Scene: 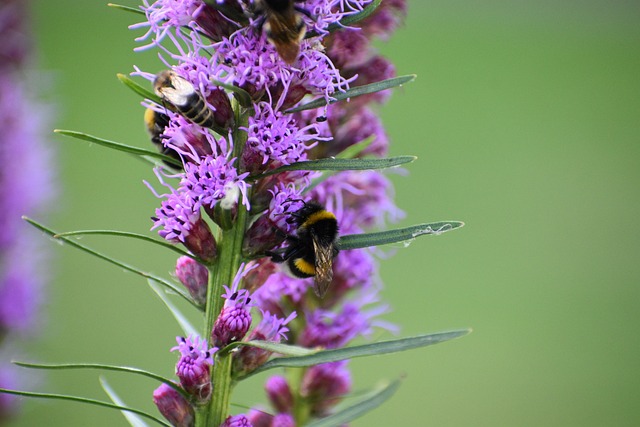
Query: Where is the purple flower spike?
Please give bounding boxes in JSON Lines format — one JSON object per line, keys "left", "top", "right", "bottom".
{"left": 212, "top": 264, "right": 255, "bottom": 347}
{"left": 153, "top": 382, "right": 195, "bottom": 427}
{"left": 172, "top": 335, "right": 217, "bottom": 403}
{"left": 132, "top": 0, "right": 410, "bottom": 421}
{"left": 221, "top": 414, "right": 253, "bottom": 427}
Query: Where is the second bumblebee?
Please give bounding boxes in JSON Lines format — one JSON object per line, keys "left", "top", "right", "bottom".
{"left": 153, "top": 70, "right": 216, "bottom": 129}
{"left": 268, "top": 201, "right": 339, "bottom": 298}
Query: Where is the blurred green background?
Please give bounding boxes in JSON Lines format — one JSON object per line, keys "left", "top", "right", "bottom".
{"left": 7, "top": 0, "right": 640, "bottom": 425}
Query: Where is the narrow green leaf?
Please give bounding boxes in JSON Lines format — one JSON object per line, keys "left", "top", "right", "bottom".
{"left": 300, "top": 137, "right": 378, "bottom": 194}
{"left": 336, "top": 135, "right": 375, "bottom": 159}
{"left": 117, "top": 73, "right": 163, "bottom": 105}
{"left": 238, "top": 329, "right": 471, "bottom": 380}
{"left": 338, "top": 221, "right": 465, "bottom": 251}
{"left": 306, "top": 0, "right": 382, "bottom": 38}
{"left": 248, "top": 156, "right": 416, "bottom": 182}
{"left": 55, "top": 230, "right": 194, "bottom": 260}
{"left": 211, "top": 79, "right": 252, "bottom": 109}
{"left": 0, "top": 388, "right": 171, "bottom": 427}
{"left": 148, "top": 279, "right": 200, "bottom": 335}
{"left": 307, "top": 379, "right": 401, "bottom": 427}
{"left": 223, "top": 341, "right": 317, "bottom": 357}
{"left": 286, "top": 75, "right": 416, "bottom": 113}
{"left": 54, "top": 129, "right": 182, "bottom": 168}
{"left": 23, "top": 217, "right": 198, "bottom": 309}
{"left": 13, "top": 361, "right": 187, "bottom": 399}
{"left": 107, "top": 3, "right": 145, "bottom": 16}
{"left": 100, "top": 377, "right": 150, "bottom": 427}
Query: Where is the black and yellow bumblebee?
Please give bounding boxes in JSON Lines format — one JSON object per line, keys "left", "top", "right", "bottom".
{"left": 153, "top": 70, "right": 216, "bottom": 128}
{"left": 251, "top": 0, "right": 309, "bottom": 64}
{"left": 268, "top": 201, "right": 339, "bottom": 298}
{"left": 143, "top": 107, "right": 182, "bottom": 169}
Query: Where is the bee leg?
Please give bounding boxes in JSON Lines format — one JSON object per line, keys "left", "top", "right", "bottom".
{"left": 253, "top": 14, "right": 267, "bottom": 35}
{"left": 271, "top": 226, "right": 290, "bottom": 240}
{"left": 266, "top": 236, "right": 304, "bottom": 263}
{"left": 265, "top": 249, "right": 287, "bottom": 263}
{"left": 266, "top": 244, "right": 301, "bottom": 263}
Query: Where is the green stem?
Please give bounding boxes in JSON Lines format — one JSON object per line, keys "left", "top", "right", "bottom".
{"left": 209, "top": 352, "right": 234, "bottom": 426}
{"left": 289, "top": 366, "right": 311, "bottom": 425}
{"left": 198, "top": 98, "right": 251, "bottom": 427}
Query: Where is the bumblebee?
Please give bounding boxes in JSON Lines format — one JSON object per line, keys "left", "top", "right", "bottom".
{"left": 251, "top": 0, "right": 308, "bottom": 64}
{"left": 144, "top": 107, "right": 182, "bottom": 169}
{"left": 268, "top": 202, "right": 339, "bottom": 298}
{"left": 153, "top": 70, "right": 216, "bottom": 128}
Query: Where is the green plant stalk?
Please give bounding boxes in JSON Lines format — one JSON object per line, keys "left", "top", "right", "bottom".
{"left": 289, "top": 366, "right": 311, "bottom": 426}
{"left": 198, "top": 98, "right": 250, "bottom": 427}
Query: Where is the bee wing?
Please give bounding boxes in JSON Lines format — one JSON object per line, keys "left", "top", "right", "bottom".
{"left": 311, "top": 233, "right": 334, "bottom": 298}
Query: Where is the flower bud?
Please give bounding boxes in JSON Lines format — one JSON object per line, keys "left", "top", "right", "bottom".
{"left": 242, "top": 258, "right": 277, "bottom": 293}
{"left": 207, "top": 88, "right": 234, "bottom": 131}
{"left": 175, "top": 256, "right": 208, "bottom": 306}
{"left": 172, "top": 336, "right": 217, "bottom": 404}
{"left": 153, "top": 383, "right": 195, "bottom": 427}
{"left": 194, "top": 4, "right": 242, "bottom": 42}
{"left": 265, "top": 376, "right": 293, "bottom": 413}
{"left": 326, "top": 29, "right": 370, "bottom": 69}
{"left": 183, "top": 217, "right": 217, "bottom": 263}
{"left": 272, "top": 82, "right": 310, "bottom": 111}
{"left": 248, "top": 409, "right": 272, "bottom": 427}
{"left": 243, "top": 215, "right": 284, "bottom": 259}
{"left": 271, "top": 414, "right": 295, "bottom": 427}
{"left": 301, "top": 361, "right": 352, "bottom": 417}
{"left": 212, "top": 290, "right": 252, "bottom": 348}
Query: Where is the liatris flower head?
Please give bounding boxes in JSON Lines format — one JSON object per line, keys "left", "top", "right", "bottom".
{"left": 221, "top": 414, "right": 253, "bottom": 427}
{"left": 172, "top": 335, "right": 218, "bottom": 402}
{"left": 212, "top": 264, "right": 255, "bottom": 347}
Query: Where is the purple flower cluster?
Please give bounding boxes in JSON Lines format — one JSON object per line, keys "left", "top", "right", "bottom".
{"left": 0, "top": 0, "right": 55, "bottom": 420}
{"left": 133, "top": 0, "right": 406, "bottom": 425}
